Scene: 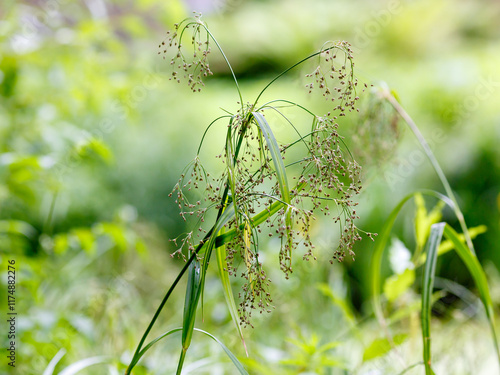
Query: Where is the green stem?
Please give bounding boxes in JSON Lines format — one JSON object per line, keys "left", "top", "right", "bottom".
{"left": 383, "top": 91, "right": 475, "bottom": 255}
{"left": 253, "top": 45, "right": 346, "bottom": 107}
{"left": 125, "top": 231, "right": 211, "bottom": 375}
{"left": 176, "top": 348, "right": 188, "bottom": 375}
{"left": 201, "top": 24, "right": 244, "bottom": 111}
{"left": 127, "top": 111, "right": 253, "bottom": 374}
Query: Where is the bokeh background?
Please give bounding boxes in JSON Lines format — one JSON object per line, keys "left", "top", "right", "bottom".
{"left": 1, "top": 0, "right": 499, "bottom": 374}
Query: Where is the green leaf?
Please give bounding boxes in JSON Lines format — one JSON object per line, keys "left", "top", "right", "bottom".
{"left": 130, "top": 328, "right": 182, "bottom": 370}
{"left": 443, "top": 224, "right": 500, "bottom": 365}
{"left": 72, "top": 228, "right": 95, "bottom": 255}
{"left": 58, "top": 356, "right": 110, "bottom": 375}
{"left": 371, "top": 190, "right": 453, "bottom": 328}
{"left": 416, "top": 225, "right": 487, "bottom": 266}
{"left": 252, "top": 111, "right": 293, "bottom": 256}
{"left": 363, "top": 334, "right": 408, "bottom": 361}
{"left": 132, "top": 328, "right": 249, "bottom": 375}
{"left": 383, "top": 268, "right": 415, "bottom": 303}
{"left": 216, "top": 228, "right": 247, "bottom": 355}
{"left": 414, "top": 192, "right": 444, "bottom": 251}
{"left": 181, "top": 258, "right": 202, "bottom": 350}
{"left": 178, "top": 203, "right": 237, "bottom": 374}
{"left": 43, "top": 349, "right": 66, "bottom": 375}
{"left": 421, "top": 223, "right": 445, "bottom": 375}
{"left": 251, "top": 112, "right": 290, "bottom": 205}
{"left": 194, "top": 328, "right": 249, "bottom": 375}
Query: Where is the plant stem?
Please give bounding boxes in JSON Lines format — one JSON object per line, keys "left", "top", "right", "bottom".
{"left": 383, "top": 91, "right": 475, "bottom": 255}
{"left": 125, "top": 230, "right": 211, "bottom": 375}
{"left": 127, "top": 112, "right": 253, "bottom": 374}
{"left": 202, "top": 25, "right": 244, "bottom": 111}
{"left": 176, "top": 349, "right": 187, "bottom": 375}
{"left": 253, "top": 45, "right": 346, "bottom": 106}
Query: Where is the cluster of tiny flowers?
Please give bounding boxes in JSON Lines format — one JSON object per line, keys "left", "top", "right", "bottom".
{"left": 305, "top": 41, "right": 360, "bottom": 116}
{"left": 158, "top": 13, "right": 213, "bottom": 92}
{"left": 165, "top": 26, "right": 375, "bottom": 326}
{"left": 350, "top": 88, "right": 401, "bottom": 170}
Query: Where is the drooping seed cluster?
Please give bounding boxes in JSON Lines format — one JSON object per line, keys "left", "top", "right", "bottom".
{"left": 159, "top": 13, "right": 213, "bottom": 93}
{"left": 164, "top": 21, "right": 374, "bottom": 326}
{"left": 349, "top": 88, "right": 401, "bottom": 171}
{"left": 305, "top": 41, "right": 360, "bottom": 116}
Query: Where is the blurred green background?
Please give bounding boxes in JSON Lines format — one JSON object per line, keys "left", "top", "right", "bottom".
{"left": 1, "top": 0, "right": 499, "bottom": 374}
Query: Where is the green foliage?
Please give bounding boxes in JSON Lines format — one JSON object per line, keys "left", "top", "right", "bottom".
{"left": 2, "top": 1, "right": 499, "bottom": 374}
{"left": 128, "top": 13, "right": 375, "bottom": 374}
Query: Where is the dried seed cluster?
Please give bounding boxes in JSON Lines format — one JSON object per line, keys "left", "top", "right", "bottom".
{"left": 159, "top": 13, "right": 213, "bottom": 92}
{"left": 305, "top": 41, "right": 360, "bottom": 116}
{"left": 164, "top": 22, "right": 374, "bottom": 326}
{"left": 349, "top": 89, "right": 401, "bottom": 170}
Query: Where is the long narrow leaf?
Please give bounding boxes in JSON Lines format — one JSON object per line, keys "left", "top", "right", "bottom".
{"left": 215, "top": 228, "right": 247, "bottom": 355}
{"left": 132, "top": 327, "right": 248, "bottom": 374}
{"left": 371, "top": 190, "right": 454, "bottom": 327}
{"left": 194, "top": 328, "right": 249, "bottom": 375}
{"left": 178, "top": 203, "right": 237, "bottom": 374}
{"left": 251, "top": 112, "right": 290, "bottom": 205}
{"left": 43, "top": 349, "right": 66, "bottom": 375}
{"left": 371, "top": 192, "right": 416, "bottom": 326}
{"left": 421, "top": 223, "right": 445, "bottom": 375}
{"left": 131, "top": 328, "right": 182, "bottom": 369}
{"left": 182, "top": 258, "right": 202, "bottom": 350}
{"left": 58, "top": 356, "right": 110, "bottom": 375}
{"left": 443, "top": 224, "right": 500, "bottom": 366}
{"left": 252, "top": 111, "right": 293, "bottom": 254}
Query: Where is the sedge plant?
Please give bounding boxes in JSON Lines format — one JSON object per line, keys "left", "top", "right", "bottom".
{"left": 368, "top": 85, "right": 500, "bottom": 374}
{"left": 125, "top": 13, "right": 376, "bottom": 374}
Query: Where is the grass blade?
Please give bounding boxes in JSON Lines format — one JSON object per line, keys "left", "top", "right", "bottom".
{"left": 132, "top": 327, "right": 248, "bottom": 374}
{"left": 251, "top": 112, "right": 290, "bottom": 205}
{"left": 252, "top": 111, "right": 293, "bottom": 259}
{"left": 421, "top": 223, "right": 445, "bottom": 375}
{"left": 58, "top": 356, "right": 110, "bottom": 375}
{"left": 443, "top": 224, "right": 500, "bottom": 367}
{"left": 371, "top": 190, "right": 454, "bottom": 328}
{"left": 43, "top": 348, "right": 66, "bottom": 375}
{"left": 177, "top": 258, "right": 202, "bottom": 373}
{"left": 130, "top": 328, "right": 182, "bottom": 370}
{"left": 193, "top": 328, "right": 249, "bottom": 375}
{"left": 383, "top": 90, "right": 475, "bottom": 255}
{"left": 215, "top": 228, "right": 248, "bottom": 355}
{"left": 371, "top": 192, "right": 416, "bottom": 328}
{"left": 177, "top": 203, "right": 237, "bottom": 374}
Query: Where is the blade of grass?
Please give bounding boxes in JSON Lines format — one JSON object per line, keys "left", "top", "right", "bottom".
{"left": 131, "top": 327, "right": 248, "bottom": 375}
{"left": 252, "top": 112, "right": 290, "bottom": 205}
{"left": 421, "top": 223, "right": 445, "bottom": 375}
{"left": 177, "top": 258, "right": 202, "bottom": 374}
{"left": 382, "top": 90, "right": 475, "bottom": 255}
{"left": 443, "top": 224, "right": 500, "bottom": 366}
{"left": 177, "top": 203, "right": 237, "bottom": 374}
{"left": 371, "top": 190, "right": 454, "bottom": 328}
{"left": 58, "top": 356, "right": 110, "bottom": 375}
{"left": 130, "top": 328, "right": 182, "bottom": 370}
{"left": 252, "top": 111, "right": 293, "bottom": 257}
{"left": 43, "top": 348, "right": 66, "bottom": 375}
{"left": 194, "top": 328, "right": 249, "bottom": 375}
{"left": 215, "top": 228, "right": 248, "bottom": 356}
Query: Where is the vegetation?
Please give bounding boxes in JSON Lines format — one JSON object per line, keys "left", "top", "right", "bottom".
{"left": 2, "top": 1, "right": 500, "bottom": 374}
